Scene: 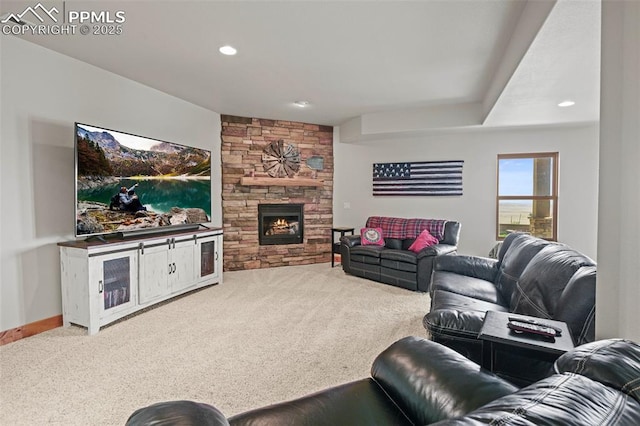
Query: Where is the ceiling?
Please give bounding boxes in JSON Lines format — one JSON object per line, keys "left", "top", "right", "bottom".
{"left": 1, "top": 0, "right": 601, "bottom": 135}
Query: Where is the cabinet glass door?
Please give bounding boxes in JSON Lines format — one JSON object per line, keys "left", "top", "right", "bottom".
{"left": 103, "top": 257, "right": 131, "bottom": 310}
{"left": 200, "top": 240, "right": 216, "bottom": 277}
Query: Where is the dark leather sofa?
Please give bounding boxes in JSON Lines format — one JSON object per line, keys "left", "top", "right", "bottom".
{"left": 424, "top": 232, "right": 596, "bottom": 384}
{"left": 340, "top": 216, "right": 461, "bottom": 292}
{"left": 126, "top": 337, "right": 640, "bottom": 426}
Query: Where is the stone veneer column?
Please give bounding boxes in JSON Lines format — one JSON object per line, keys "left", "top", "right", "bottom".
{"left": 221, "top": 115, "right": 333, "bottom": 271}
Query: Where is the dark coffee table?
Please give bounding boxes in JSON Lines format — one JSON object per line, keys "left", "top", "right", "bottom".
{"left": 478, "top": 310, "right": 575, "bottom": 373}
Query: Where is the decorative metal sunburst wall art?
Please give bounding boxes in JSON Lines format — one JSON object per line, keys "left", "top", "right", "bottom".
{"left": 262, "top": 140, "right": 301, "bottom": 178}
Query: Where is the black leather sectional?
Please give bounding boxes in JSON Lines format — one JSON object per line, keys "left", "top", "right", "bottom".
{"left": 424, "top": 232, "right": 596, "bottom": 384}
{"left": 340, "top": 217, "right": 461, "bottom": 292}
{"left": 126, "top": 337, "right": 640, "bottom": 425}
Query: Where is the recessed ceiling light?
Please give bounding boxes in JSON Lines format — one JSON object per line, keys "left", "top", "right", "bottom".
{"left": 294, "top": 100, "right": 310, "bottom": 108}
{"left": 558, "top": 100, "right": 575, "bottom": 107}
{"left": 219, "top": 45, "right": 237, "bottom": 56}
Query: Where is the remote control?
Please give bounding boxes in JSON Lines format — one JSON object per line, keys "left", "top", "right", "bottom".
{"left": 507, "top": 321, "right": 557, "bottom": 339}
{"left": 508, "top": 317, "right": 562, "bottom": 336}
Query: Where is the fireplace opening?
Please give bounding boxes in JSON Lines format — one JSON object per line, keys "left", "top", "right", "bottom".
{"left": 258, "top": 204, "right": 304, "bottom": 245}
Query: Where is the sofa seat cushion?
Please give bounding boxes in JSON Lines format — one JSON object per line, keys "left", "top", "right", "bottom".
{"left": 229, "top": 378, "right": 413, "bottom": 426}
{"left": 350, "top": 245, "right": 385, "bottom": 264}
{"left": 431, "top": 271, "right": 506, "bottom": 306}
{"left": 439, "top": 374, "right": 640, "bottom": 425}
{"left": 431, "top": 290, "right": 508, "bottom": 314}
{"left": 380, "top": 249, "right": 418, "bottom": 264}
{"left": 425, "top": 291, "right": 508, "bottom": 339}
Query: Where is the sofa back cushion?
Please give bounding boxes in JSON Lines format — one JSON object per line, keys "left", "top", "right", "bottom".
{"left": 373, "top": 237, "right": 414, "bottom": 250}
{"left": 510, "top": 245, "right": 595, "bottom": 320}
{"left": 441, "top": 221, "right": 461, "bottom": 246}
{"left": 493, "top": 234, "right": 549, "bottom": 303}
{"left": 445, "top": 373, "right": 640, "bottom": 425}
{"left": 384, "top": 238, "right": 404, "bottom": 250}
{"left": 386, "top": 238, "right": 419, "bottom": 250}
{"left": 555, "top": 265, "right": 596, "bottom": 344}
{"left": 496, "top": 232, "right": 522, "bottom": 260}
{"left": 555, "top": 338, "right": 640, "bottom": 404}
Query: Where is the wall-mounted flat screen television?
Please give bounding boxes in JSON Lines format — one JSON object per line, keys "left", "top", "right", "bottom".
{"left": 75, "top": 122, "right": 212, "bottom": 238}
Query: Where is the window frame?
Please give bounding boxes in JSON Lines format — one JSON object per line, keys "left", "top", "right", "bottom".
{"left": 496, "top": 152, "right": 559, "bottom": 241}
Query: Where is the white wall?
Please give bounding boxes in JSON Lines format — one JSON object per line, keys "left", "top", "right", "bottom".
{"left": 0, "top": 36, "right": 222, "bottom": 332}
{"left": 596, "top": 0, "right": 640, "bottom": 342}
{"left": 333, "top": 124, "right": 599, "bottom": 258}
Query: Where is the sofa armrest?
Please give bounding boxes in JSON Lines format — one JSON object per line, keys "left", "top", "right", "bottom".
{"left": 417, "top": 243, "right": 457, "bottom": 259}
{"left": 371, "top": 336, "right": 517, "bottom": 425}
{"left": 126, "top": 400, "right": 230, "bottom": 426}
{"left": 415, "top": 244, "right": 458, "bottom": 292}
{"left": 340, "top": 234, "right": 361, "bottom": 248}
{"left": 435, "top": 255, "right": 499, "bottom": 282}
{"left": 423, "top": 309, "right": 488, "bottom": 340}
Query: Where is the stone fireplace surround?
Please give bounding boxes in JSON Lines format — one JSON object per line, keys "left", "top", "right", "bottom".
{"left": 221, "top": 115, "right": 333, "bottom": 271}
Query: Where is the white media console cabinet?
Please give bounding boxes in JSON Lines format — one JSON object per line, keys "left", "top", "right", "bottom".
{"left": 58, "top": 228, "right": 223, "bottom": 335}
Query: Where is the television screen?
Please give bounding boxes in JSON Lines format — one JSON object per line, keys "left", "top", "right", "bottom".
{"left": 75, "top": 123, "right": 211, "bottom": 238}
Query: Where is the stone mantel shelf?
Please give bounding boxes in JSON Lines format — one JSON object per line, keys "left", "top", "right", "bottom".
{"left": 240, "top": 176, "right": 324, "bottom": 187}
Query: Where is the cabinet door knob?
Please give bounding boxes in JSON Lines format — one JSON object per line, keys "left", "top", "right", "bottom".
{"left": 98, "top": 280, "right": 103, "bottom": 293}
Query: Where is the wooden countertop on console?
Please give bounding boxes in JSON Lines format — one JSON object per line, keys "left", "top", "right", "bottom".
{"left": 59, "top": 226, "right": 223, "bottom": 249}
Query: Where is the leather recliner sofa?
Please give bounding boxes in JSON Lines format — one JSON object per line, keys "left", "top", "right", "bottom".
{"left": 340, "top": 216, "right": 461, "bottom": 292}
{"left": 424, "top": 232, "right": 596, "bottom": 385}
{"left": 126, "top": 337, "right": 640, "bottom": 425}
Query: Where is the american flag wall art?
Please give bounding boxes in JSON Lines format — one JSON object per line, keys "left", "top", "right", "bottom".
{"left": 372, "top": 160, "right": 464, "bottom": 196}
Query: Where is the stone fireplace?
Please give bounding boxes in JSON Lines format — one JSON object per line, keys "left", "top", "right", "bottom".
{"left": 258, "top": 203, "right": 304, "bottom": 245}
{"left": 221, "top": 115, "right": 333, "bottom": 271}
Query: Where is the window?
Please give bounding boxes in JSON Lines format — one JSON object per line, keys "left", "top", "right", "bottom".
{"left": 497, "top": 153, "right": 558, "bottom": 241}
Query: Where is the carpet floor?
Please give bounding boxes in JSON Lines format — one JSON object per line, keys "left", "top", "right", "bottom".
{"left": 0, "top": 263, "right": 430, "bottom": 425}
